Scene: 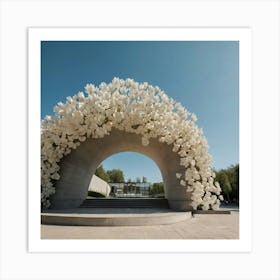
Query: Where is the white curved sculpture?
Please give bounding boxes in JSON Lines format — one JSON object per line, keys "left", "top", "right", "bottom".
{"left": 41, "top": 78, "right": 223, "bottom": 210}
{"left": 88, "top": 175, "right": 111, "bottom": 197}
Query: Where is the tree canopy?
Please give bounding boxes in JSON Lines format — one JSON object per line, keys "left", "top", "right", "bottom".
{"left": 94, "top": 165, "right": 110, "bottom": 182}
{"left": 150, "top": 182, "right": 165, "bottom": 196}
{"left": 95, "top": 166, "right": 125, "bottom": 183}
{"left": 215, "top": 164, "right": 239, "bottom": 203}
{"left": 106, "top": 169, "right": 125, "bottom": 183}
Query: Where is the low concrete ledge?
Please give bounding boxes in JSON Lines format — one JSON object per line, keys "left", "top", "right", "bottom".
{"left": 41, "top": 210, "right": 192, "bottom": 226}
{"left": 192, "top": 210, "right": 231, "bottom": 215}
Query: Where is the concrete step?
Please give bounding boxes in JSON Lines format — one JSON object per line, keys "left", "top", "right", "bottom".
{"left": 79, "top": 198, "right": 169, "bottom": 208}
{"left": 41, "top": 208, "right": 192, "bottom": 226}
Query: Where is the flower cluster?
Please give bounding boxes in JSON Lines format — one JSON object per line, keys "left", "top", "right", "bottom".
{"left": 41, "top": 78, "right": 223, "bottom": 209}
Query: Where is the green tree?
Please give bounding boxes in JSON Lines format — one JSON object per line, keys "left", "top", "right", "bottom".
{"left": 226, "top": 164, "right": 239, "bottom": 203}
{"left": 107, "top": 169, "right": 125, "bottom": 183}
{"left": 216, "top": 171, "right": 232, "bottom": 202}
{"left": 94, "top": 165, "right": 110, "bottom": 182}
{"left": 150, "top": 182, "right": 165, "bottom": 196}
{"left": 142, "top": 176, "right": 147, "bottom": 183}
{"left": 215, "top": 164, "right": 239, "bottom": 203}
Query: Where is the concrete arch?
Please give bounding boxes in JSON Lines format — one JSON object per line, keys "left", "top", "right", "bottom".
{"left": 50, "top": 129, "right": 191, "bottom": 210}
{"left": 42, "top": 78, "right": 222, "bottom": 211}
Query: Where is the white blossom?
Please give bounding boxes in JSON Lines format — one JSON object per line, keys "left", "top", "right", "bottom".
{"left": 180, "top": 180, "right": 186, "bottom": 187}
{"left": 176, "top": 173, "right": 182, "bottom": 179}
{"left": 141, "top": 137, "right": 150, "bottom": 146}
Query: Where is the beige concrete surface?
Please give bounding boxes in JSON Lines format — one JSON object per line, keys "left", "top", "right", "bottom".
{"left": 41, "top": 208, "right": 192, "bottom": 226}
{"left": 41, "top": 211, "right": 239, "bottom": 239}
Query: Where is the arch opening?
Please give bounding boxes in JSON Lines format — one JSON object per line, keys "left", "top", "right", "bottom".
{"left": 89, "top": 151, "right": 165, "bottom": 198}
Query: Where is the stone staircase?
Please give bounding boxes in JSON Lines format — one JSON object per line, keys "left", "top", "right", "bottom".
{"left": 79, "top": 198, "right": 169, "bottom": 209}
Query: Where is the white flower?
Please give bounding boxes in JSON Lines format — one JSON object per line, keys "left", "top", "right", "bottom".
{"left": 176, "top": 173, "right": 182, "bottom": 179}
{"left": 212, "top": 203, "right": 219, "bottom": 210}
{"left": 141, "top": 137, "right": 149, "bottom": 146}
{"left": 202, "top": 204, "right": 209, "bottom": 211}
{"left": 190, "top": 114, "right": 197, "bottom": 122}
{"left": 50, "top": 173, "right": 60, "bottom": 180}
{"left": 180, "top": 180, "right": 186, "bottom": 186}
{"left": 77, "top": 91, "right": 85, "bottom": 101}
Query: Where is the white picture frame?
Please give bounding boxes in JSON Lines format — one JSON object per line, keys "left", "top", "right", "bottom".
{"left": 28, "top": 27, "right": 252, "bottom": 253}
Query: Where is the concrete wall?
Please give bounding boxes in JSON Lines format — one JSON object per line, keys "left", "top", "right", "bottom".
{"left": 50, "top": 129, "right": 192, "bottom": 210}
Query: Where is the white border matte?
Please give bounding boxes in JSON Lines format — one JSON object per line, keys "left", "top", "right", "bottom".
{"left": 28, "top": 27, "right": 252, "bottom": 253}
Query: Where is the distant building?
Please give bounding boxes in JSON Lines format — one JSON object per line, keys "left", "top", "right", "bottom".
{"left": 109, "top": 182, "right": 151, "bottom": 197}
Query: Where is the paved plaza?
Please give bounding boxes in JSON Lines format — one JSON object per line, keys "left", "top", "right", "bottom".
{"left": 41, "top": 208, "right": 239, "bottom": 239}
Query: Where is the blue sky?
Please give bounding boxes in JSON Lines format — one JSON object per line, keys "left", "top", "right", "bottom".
{"left": 41, "top": 41, "right": 239, "bottom": 183}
